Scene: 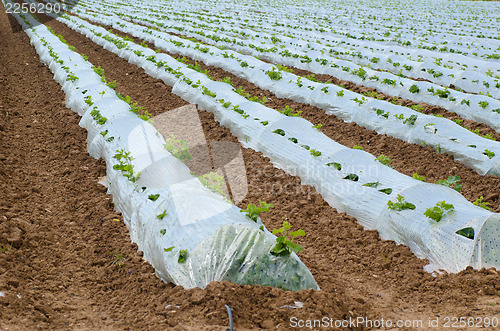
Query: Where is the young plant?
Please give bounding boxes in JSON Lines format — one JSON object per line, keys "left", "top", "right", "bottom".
{"left": 178, "top": 249, "right": 188, "bottom": 263}
{"left": 424, "top": 201, "right": 454, "bottom": 222}
{"left": 164, "top": 135, "right": 192, "bottom": 162}
{"left": 412, "top": 173, "right": 426, "bottom": 181}
{"left": 473, "top": 196, "right": 491, "bottom": 210}
{"left": 387, "top": 194, "right": 415, "bottom": 211}
{"left": 375, "top": 154, "right": 391, "bottom": 166}
{"left": 197, "top": 172, "right": 225, "bottom": 196}
{"left": 241, "top": 200, "right": 274, "bottom": 222}
{"left": 270, "top": 221, "right": 305, "bottom": 257}
{"left": 111, "top": 253, "right": 126, "bottom": 267}
{"left": 483, "top": 149, "right": 495, "bottom": 159}
{"left": 436, "top": 175, "right": 462, "bottom": 192}
{"left": 352, "top": 145, "right": 363, "bottom": 150}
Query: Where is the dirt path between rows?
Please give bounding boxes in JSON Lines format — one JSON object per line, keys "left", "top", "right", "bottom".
{"left": 0, "top": 6, "right": 499, "bottom": 331}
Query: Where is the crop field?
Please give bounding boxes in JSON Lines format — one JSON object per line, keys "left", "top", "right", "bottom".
{"left": 1, "top": 0, "right": 500, "bottom": 329}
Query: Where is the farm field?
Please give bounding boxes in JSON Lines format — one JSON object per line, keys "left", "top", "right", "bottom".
{"left": 0, "top": 0, "right": 499, "bottom": 329}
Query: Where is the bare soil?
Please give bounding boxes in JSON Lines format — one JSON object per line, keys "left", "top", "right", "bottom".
{"left": 1, "top": 7, "right": 499, "bottom": 331}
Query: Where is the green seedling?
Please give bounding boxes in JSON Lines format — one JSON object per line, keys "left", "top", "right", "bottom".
{"left": 241, "top": 200, "right": 274, "bottom": 222}
{"left": 178, "top": 249, "right": 188, "bottom": 263}
{"left": 412, "top": 173, "right": 426, "bottom": 181}
{"left": 424, "top": 201, "right": 454, "bottom": 222}
{"left": 455, "top": 227, "right": 474, "bottom": 239}
{"left": 270, "top": 221, "right": 305, "bottom": 257}
{"left": 473, "top": 196, "right": 490, "bottom": 210}
{"left": 436, "top": 175, "right": 462, "bottom": 192}
{"left": 375, "top": 154, "right": 391, "bottom": 166}
{"left": 387, "top": 194, "right": 415, "bottom": 211}
{"left": 164, "top": 135, "right": 192, "bottom": 162}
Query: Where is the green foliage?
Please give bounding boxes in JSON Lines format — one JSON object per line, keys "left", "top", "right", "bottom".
{"left": 343, "top": 174, "right": 359, "bottom": 181}
{"left": 326, "top": 162, "right": 341, "bottom": 170}
{"left": 375, "top": 154, "right": 391, "bottom": 166}
{"left": 409, "top": 84, "right": 420, "bottom": 93}
{"left": 424, "top": 201, "right": 454, "bottom": 222}
{"left": 148, "top": 194, "right": 160, "bottom": 201}
{"left": 270, "top": 221, "right": 305, "bottom": 257}
{"left": 378, "top": 188, "right": 393, "bottom": 195}
{"left": 310, "top": 149, "right": 322, "bottom": 157}
{"left": 352, "top": 145, "right": 363, "bottom": 150}
{"left": 362, "top": 181, "right": 380, "bottom": 188}
{"left": 265, "top": 68, "right": 283, "bottom": 81}
{"left": 279, "top": 105, "right": 302, "bottom": 117}
{"left": 111, "top": 253, "right": 126, "bottom": 267}
{"left": 387, "top": 194, "right": 415, "bottom": 211}
{"left": 197, "top": 172, "right": 225, "bottom": 196}
{"left": 157, "top": 210, "right": 167, "bottom": 219}
{"left": 273, "top": 129, "right": 286, "bottom": 136}
{"left": 473, "top": 196, "right": 491, "bottom": 210}
{"left": 160, "top": 229, "right": 166, "bottom": 235}
{"left": 455, "top": 227, "right": 474, "bottom": 240}
{"left": 412, "top": 173, "right": 426, "bottom": 181}
{"left": 178, "top": 249, "right": 188, "bottom": 263}
{"left": 436, "top": 175, "right": 462, "bottom": 192}
{"left": 241, "top": 200, "right": 274, "bottom": 222}
{"left": 313, "top": 123, "right": 323, "bottom": 131}
{"left": 113, "top": 149, "right": 140, "bottom": 183}
{"left": 483, "top": 149, "right": 495, "bottom": 159}
{"left": 163, "top": 246, "right": 174, "bottom": 252}
{"left": 164, "top": 135, "right": 192, "bottom": 162}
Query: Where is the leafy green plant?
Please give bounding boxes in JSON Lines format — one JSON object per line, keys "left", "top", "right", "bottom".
{"left": 378, "top": 188, "right": 393, "bottom": 195}
{"left": 436, "top": 175, "right": 462, "bottom": 192}
{"left": 111, "top": 253, "right": 126, "bottom": 267}
{"left": 409, "top": 84, "right": 420, "bottom": 93}
{"left": 343, "top": 174, "right": 359, "bottom": 181}
{"left": 270, "top": 221, "right": 305, "bottom": 257}
{"left": 387, "top": 194, "right": 415, "bottom": 211}
{"left": 473, "top": 196, "right": 491, "bottom": 210}
{"left": 197, "top": 172, "right": 225, "bottom": 196}
{"left": 424, "top": 201, "right": 454, "bottom": 222}
{"left": 178, "top": 249, "right": 188, "bottom": 263}
{"left": 412, "top": 173, "right": 426, "bottom": 181}
{"left": 455, "top": 227, "right": 474, "bottom": 239}
{"left": 403, "top": 114, "right": 418, "bottom": 125}
{"left": 313, "top": 123, "right": 323, "bottom": 131}
{"left": 336, "top": 90, "right": 344, "bottom": 97}
{"left": 326, "top": 162, "right": 341, "bottom": 170}
{"left": 279, "top": 105, "right": 302, "bottom": 117}
{"left": 310, "top": 149, "right": 321, "bottom": 157}
{"left": 273, "top": 129, "right": 286, "bottom": 136}
{"left": 478, "top": 101, "right": 489, "bottom": 109}
{"left": 362, "top": 181, "right": 380, "bottom": 188}
{"left": 375, "top": 154, "right": 391, "bottom": 166}
{"left": 148, "top": 194, "right": 160, "bottom": 201}
{"left": 352, "top": 145, "right": 363, "bottom": 150}
{"left": 164, "top": 135, "right": 192, "bottom": 162}
{"left": 241, "top": 200, "right": 274, "bottom": 222}
{"left": 164, "top": 246, "right": 174, "bottom": 252}
{"left": 157, "top": 210, "right": 167, "bottom": 219}
{"left": 483, "top": 149, "right": 495, "bottom": 159}
{"left": 265, "top": 68, "right": 283, "bottom": 81}
{"left": 160, "top": 229, "right": 166, "bottom": 235}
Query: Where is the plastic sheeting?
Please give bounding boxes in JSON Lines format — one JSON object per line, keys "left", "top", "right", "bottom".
{"left": 41, "top": 4, "right": 500, "bottom": 273}
{"left": 9, "top": 3, "right": 319, "bottom": 291}
{"left": 53, "top": 11, "right": 500, "bottom": 177}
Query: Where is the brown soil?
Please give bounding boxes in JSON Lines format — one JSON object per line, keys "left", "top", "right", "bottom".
{"left": 1, "top": 6, "right": 499, "bottom": 331}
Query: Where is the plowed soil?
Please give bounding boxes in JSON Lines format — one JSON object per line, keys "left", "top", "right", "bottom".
{"left": 1, "top": 6, "right": 499, "bottom": 331}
